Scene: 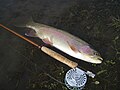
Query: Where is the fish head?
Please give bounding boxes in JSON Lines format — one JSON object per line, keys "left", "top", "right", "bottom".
{"left": 80, "top": 46, "right": 103, "bottom": 64}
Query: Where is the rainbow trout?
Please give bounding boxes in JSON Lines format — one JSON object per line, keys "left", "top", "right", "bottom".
{"left": 21, "top": 20, "right": 103, "bottom": 64}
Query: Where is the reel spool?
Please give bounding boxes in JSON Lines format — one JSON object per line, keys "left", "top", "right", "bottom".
{"left": 65, "top": 67, "right": 87, "bottom": 90}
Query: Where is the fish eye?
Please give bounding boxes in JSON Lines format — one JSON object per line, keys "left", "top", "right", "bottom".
{"left": 93, "top": 52, "right": 100, "bottom": 56}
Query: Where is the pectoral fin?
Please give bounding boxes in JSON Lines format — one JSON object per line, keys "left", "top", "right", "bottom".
{"left": 42, "top": 38, "right": 53, "bottom": 45}
{"left": 25, "top": 29, "right": 38, "bottom": 37}
{"left": 67, "top": 41, "right": 78, "bottom": 53}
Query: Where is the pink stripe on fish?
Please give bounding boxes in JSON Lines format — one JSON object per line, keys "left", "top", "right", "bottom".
{"left": 80, "top": 46, "right": 93, "bottom": 54}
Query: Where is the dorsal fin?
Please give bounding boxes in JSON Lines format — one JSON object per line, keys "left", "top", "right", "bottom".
{"left": 13, "top": 16, "right": 34, "bottom": 27}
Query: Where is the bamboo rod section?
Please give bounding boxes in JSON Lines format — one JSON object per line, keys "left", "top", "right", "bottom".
{"left": 0, "top": 24, "right": 78, "bottom": 68}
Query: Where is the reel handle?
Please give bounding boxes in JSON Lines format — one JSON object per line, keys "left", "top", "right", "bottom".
{"left": 41, "top": 46, "right": 78, "bottom": 68}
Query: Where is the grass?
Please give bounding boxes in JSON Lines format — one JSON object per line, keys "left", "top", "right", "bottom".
{"left": 0, "top": 0, "right": 119, "bottom": 90}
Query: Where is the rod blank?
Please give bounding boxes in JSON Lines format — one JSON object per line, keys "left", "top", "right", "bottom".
{"left": 0, "top": 24, "right": 78, "bottom": 68}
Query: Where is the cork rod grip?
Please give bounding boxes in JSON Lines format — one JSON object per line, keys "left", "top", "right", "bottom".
{"left": 41, "top": 46, "right": 78, "bottom": 68}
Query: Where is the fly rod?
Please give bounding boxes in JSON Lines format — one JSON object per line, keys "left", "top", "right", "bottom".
{"left": 0, "top": 23, "right": 78, "bottom": 68}
{"left": 0, "top": 24, "right": 95, "bottom": 78}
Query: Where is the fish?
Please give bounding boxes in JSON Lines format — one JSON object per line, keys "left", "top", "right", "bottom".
{"left": 15, "top": 17, "right": 103, "bottom": 64}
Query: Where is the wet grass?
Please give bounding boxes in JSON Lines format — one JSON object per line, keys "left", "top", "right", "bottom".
{"left": 0, "top": 0, "right": 120, "bottom": 90}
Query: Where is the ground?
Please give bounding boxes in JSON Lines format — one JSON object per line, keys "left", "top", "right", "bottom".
{"left": 0, "top": 0, "right": 120, "bottom": 90}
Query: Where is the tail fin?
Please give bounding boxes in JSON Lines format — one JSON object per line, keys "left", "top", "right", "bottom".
{"left": 13, "top": 16, "right": 34, "bottom": 27}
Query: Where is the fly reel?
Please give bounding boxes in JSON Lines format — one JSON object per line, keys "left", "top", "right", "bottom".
{"left": 65, "top": 67, "right": 87, "bottom": 90}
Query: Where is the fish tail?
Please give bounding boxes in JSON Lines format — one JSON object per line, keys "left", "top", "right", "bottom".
{"left": 13, "top": 16, "right": 34, "bottom": 27}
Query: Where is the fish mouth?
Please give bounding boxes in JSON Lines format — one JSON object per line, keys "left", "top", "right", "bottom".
{"left": 88, "top": 56, "right": 103, "bottom": 64}
{"left": 95, "top": 57, "right": 103, "bottom": 64}
{"left": 98, "top": 57, "right": 103, "bottom": 61}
